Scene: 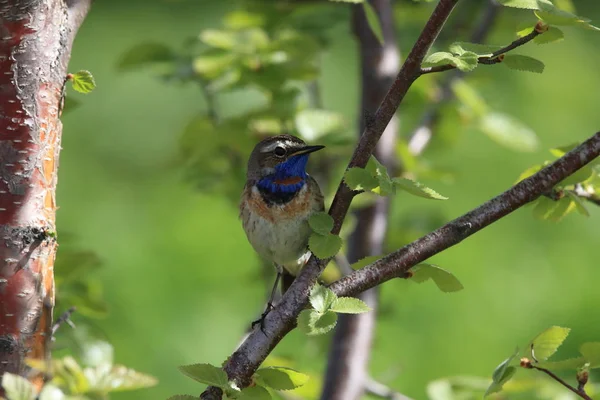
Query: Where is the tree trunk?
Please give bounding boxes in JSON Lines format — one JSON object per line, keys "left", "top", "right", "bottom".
{"left": 0, "top": 0, "right": 90, "bottom": 390}
{"left": 320, "top": 1, "right": 400, "bottom": 399}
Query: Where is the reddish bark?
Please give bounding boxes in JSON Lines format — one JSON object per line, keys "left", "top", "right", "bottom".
{"left": 0, "top": 0, "right": 90, "bottom": 389}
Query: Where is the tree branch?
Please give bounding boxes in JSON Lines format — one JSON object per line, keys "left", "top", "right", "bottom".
{"left": 420, "top": 23, "right": 542, "bottom": 75}
{"left": 320, "top": 1, "right": 400, "bottom": 398}
{"left": 328, "top": 132, "right": 600, "bottom": 297}
{"left": 531, "top": 366, "right": 592, "bottom": 400}
{"left": 200, "top": 1, "right": 459, "bottom": 398}
{"left": 408, "top": 0, "right": 500, "bottom": 155}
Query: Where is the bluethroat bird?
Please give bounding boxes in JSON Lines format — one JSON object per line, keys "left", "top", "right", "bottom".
{"left": 240, "top": 134, "right": 325, "bottom": 327}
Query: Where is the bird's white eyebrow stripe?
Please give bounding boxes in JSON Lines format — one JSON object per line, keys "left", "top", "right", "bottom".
{"left": 260, "top": 140, "right": 297, "bottom": 153}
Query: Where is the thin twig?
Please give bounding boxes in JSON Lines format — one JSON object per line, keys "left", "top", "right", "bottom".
{"left": 51, "top": 307, "right": 76, "bottom": 337}
{"left": 408, "top": 0, "right": 500, "bottom": 155}
{"left": 532, "top": 366, "right": 593, "bottom": 400}
{"left": 420, "top": 26, "right": 542, "bottom": 75}
{"left": 200, "top": 2, "right": 460, "bottom": 398}
{"left": 365, "top": 377, "right": 414, "bottom": 400}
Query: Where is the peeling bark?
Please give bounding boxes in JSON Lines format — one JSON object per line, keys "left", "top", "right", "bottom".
{"left": 0, "top": 0, "right": 90, "bottom": 389}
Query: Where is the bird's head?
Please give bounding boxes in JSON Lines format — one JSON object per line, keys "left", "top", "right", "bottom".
{"left": 247, "top": 134, "right": 324, "bottom": 193}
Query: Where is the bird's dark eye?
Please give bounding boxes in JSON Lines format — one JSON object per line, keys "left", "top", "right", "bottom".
{"left": 274, "top": 146, "right": 286, "bottom": 158}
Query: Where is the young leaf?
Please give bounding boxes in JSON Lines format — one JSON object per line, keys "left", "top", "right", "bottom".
{"left": 484, "top": 366, "right": 517, "bottom": 397}
{"left": 309, "top": 233, "right": 342, "bottom": 259}
{"left": 238, "top": 385, "right": 272, "bottom": 400}
{"left": 1, "top": 373, "right": 35, "bottom": 400}
{"left": 344, "top": 167, "right": 379, "bottom": 191}
{"left": 566, "top": 192, "right": 590, "bottom": 216}
{"left": 295, "top": 109, "right": 344, "bottom": 141}
{"left": 517, "top": 164, "right": 542, "bottom": 182}
{"left": 255, "top": 366, "right": 309, "bottom": 390}
{"left": 362, "top": 2, "right": 384, "bottom": 45}
{"left": 392, "top": 178, "right": 448, "bottom": 200}
{"left": 454, "top": 51, "right": 479, "bottom": 72}
{"left": 497, "top": 0, "right": 552, "bottom": 9}
{"left": 559, "top": 165, "right": 593, "bottom": 186}
{"left": 532, "top": 196, "right": 561, "bottom": 220}
{"left": 534, "top": 27, "right": 565, "bottom": 44}
{"left": 71, "top": 70, "right": 96, "bottom": 94}
{"left": 117, "top": 42, "right": 175, "bottom": 70}
{"left": 530, "top": 326, "right": 571, "bottom": 362}
{"left": 368, "top": 156, "right": 394, "bottom": 196}
{"left": 308, "top": 212, "right": 334, "bottom": 235}
{"left": 485, "top": 348, "right": 519, "bottom": 397}
{"left": 178, "top": 364, "right": 229, "bottom": 389}
{"left": 550, "top": 142, "right": 579, "bottom": 157}
{"left": 297, "top": 309, "right": 338, "bottom": 336}
{"left": 309, "top": 284, "right": 337, "bottom": 313}
{"left": 451, "top": 80, "right": 489, "bottom": 116}
{"left": 86, "top": 364, "right": 158, "bottom": 393}
{"left": 479, "top": 112, "right": 539, "bottom": 152}
{"left": 546, "top": 196, "right": 575, "bottom": 222}
{"left": 449, "top": 42, "right": 502, "bottom": 57}
{"left": 199, "top": 29, "right": 237, "bottom": 49}
{"left": 422, "top": 51, "right": 456, "bottom": 67}
{"left": 330, "top": 297, "right": 371, "bottom": 314}
{"left": 535, "top": 8, "right": 600, "bottom": 30}
{"left": 503, "top": 55, "right": 545, "bottom": 73}
{"left": 537, "top": 357, "right": 587, "bottom": 370}
{"left": 410, "top": 263, "right": 464, "bottom": 293}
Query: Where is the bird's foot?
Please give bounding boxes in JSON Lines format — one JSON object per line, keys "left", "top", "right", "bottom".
{"left": 251, "top": 303, "right": 274, "bottom": 334}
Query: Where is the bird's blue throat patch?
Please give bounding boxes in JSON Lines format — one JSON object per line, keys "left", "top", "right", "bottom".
{"left": 257, "top": 154, "right": 309, "bottom": 195}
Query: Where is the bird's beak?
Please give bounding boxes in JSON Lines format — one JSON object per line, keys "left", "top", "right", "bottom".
{"left": 291, "top": 145, "right": 325, "bottom": 156}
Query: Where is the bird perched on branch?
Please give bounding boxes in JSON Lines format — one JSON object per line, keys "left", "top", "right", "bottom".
{"left": 240, "top": 134, "right": 325, "bottom": 328}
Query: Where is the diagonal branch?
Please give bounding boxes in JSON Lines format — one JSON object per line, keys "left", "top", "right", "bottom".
{"left": 200, "top": 1, "right": 460, "bottom": 398}
{"left": 328, "top": 132, "right": 600, "bottom": 297}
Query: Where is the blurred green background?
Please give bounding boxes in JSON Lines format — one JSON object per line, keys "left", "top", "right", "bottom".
{"left": 57, "top": 0, "right": 600, "bottom": 399}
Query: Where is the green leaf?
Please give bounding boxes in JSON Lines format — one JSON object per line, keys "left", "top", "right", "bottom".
{"left": 71, "top": 70, "right": 96, "bottom": 94}
{"left": 199, "top": 29, "right": 237, "bottom": 49}
{"left": 367, "top": 156, "right": 394, "bottom": 196}
{"left": 580, "top": 342, "right": 600, "bottom": 367}
{"left": 535, "top": 8, "right": 600, "bottom": 31}
{"left": 1, "top": 373, "right": 35, "bottom": 400}
{"left": 350, "top": 255, "right": 381, "bottom": 270}
{"left": 344, "top": 167, "right": 378, "bottom": 191}
{"left": 117, "top": 42, "right": 175, "bottom": 70}
{"left": 566, "top": 192, "right": 589, "bottom": 216}
{"left": 362, "top": 2, "right": 384, "bottom": 45}
{"left": 550, "top": 142, "right": 579, "bottom": 157}
{"left": 559, "top": 165, "right": 593, "bottom": 186}
{"left": 178, "top": 364, "right": 229, "bottom": 389}
{"left": 422, "top": 51, "right": 456, "bottom": 67}
{"left": 295, "top": 109, "right": 345, "bottom": 141}
{"left": 238, "top": 385, "right": 272, "bottom": 400}
{"left": 497, "top": 0, "right": 552, "bottom": 9}
{"left": 392, "top": 178, "right": 448, "bottom": 200}
{"left": 309, "top": 284, "right": 337, "bottom": 313}
{"left": 451, "top": 80, "right": 489, "bottom": 116}
{"left": 85, "top": 364, "right": 158, "bottom": 393}
{"left": 485, "top": 348, "right": 520, "bottom": 398}
{"left": 492, "top": 348, "right": 519, "bottom": 383}
{"left": 308, "top": 212, "right": 334, "bottom": 235}
{"left": 484, "top": 366, "right": 517, "bottom": 397}
{"left": 297, "top": 309, "right": 338, "bottom": 336}
{"left": 537, "top": 357, "right": 587, "bottom": 370}
{"left": 449, "top": 42, "right": 502, "bottom": 56}
{"left": 534, "top": 27, "right": 565, "bottom": 44}
{"left": 223, "top": 11, "right": 266, "bottom": 30}
{"left": 330, "top": 297, "right": 371, "bottom": 314}
{"left": 454, "top": 51, "right": 479, "bottom": 72}
{"left": 532, "top": 196, "right": 562, "bottom": 220}
{"left": 503, "top": 55, "right": 545, "bottom": 73}
{"left": 479, "top": 112, "right": 539, "bottom": 152}
{"left": 255, "top": 366, "right": 309, "bottom": 390}
{"left": 193, "top": 53, "right": 237, "bottom": 78}
{"left": 410, "top": 263, "right": 464, "bottom": 293}
{"left": 309, "top": 233, "right": 342, "bottom": 259}
{"left": 530, "top": 326, "right": 570, "bottom": 362}
{"left": 546, "top": 196, "right": 575, "bottom": 222}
